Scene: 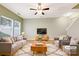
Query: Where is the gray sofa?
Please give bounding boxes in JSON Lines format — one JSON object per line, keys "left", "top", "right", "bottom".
{"left": 0, "top": 37, "right": 27, "bottom": 56}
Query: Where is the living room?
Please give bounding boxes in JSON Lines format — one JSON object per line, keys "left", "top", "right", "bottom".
{"left": 0, "top": 3, "right": 79, "bottom": 56}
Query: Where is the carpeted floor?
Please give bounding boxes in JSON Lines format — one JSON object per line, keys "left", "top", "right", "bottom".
{"left": 14, "top": 40, "right": 67, "bottom": 56}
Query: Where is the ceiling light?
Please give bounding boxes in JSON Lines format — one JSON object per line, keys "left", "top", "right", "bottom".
{"left": 30, "top": 3, "right": 49, "bottom": 15}
{"left": 37, "top": 10, "right": 42, "bottom": 14}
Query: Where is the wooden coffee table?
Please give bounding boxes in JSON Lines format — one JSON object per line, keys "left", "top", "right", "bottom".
{"left": 31, "top": 43, "right": 47, "bottom": 55}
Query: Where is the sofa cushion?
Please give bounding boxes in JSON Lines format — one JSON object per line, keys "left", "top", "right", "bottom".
{"left": 16, "top": 35, "right": 23, "bottom": 41}
{"left": 20, "top": 40, "right": 26, "bottom": 45}
{"left": 12, "top": 40, "right": 24, "bottom": 53}
{"left": 13, "top": 37, "right": 17, "bottom": 42}
{"left": 10, "top": 37, "right": 15, "bottom": 44}
{"left": 0, "top": 37, "right": 12, "bottom": 43}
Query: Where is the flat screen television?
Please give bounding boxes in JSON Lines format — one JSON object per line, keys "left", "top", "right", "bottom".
{"left": 37, "top": 28, "right": 47, "bottom": 34}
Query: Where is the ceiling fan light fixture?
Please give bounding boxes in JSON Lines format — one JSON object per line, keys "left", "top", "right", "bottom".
{"left": 30, "top": 3, "right": 49, "bottom": 15}
{"left": 37, "top": 10, "right": 42, "bottom": 14}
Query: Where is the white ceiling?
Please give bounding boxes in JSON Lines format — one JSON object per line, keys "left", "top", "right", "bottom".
{"left": 1, "top": 3, "right": 79, "bottom": 19}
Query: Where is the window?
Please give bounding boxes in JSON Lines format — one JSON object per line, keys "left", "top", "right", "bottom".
{"left": 0, "top": 16, "right": 13, "bottom": 36}
{"left": 0, "top": 16, "right": 21, "bottom": 37}
{"left": 13, "top": 20, "right": 21, "bottom": 37}
{"left": 0, "top": 16, "right": 12, "bottom": 26}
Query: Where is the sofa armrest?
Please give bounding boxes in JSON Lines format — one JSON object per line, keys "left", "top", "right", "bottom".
{"left": 0, "top": 42, "right": 12, "bottom": 54}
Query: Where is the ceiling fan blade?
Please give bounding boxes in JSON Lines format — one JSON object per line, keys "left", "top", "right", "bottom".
{"left": 30, "top": 8, "right": 37, "bottom": 10}
{"left": 35, "top": 12, "right": 38, "bottom": 15}
{"left": 42, "top": 12, "right": 45, "bottom": 15}
{"left": 42, "top": 8, "right": 49, "bottom": 10}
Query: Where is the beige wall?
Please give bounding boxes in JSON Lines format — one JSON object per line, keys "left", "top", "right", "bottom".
{"left": 67, "top": 18, "right": 79, "bottom": 39}
{"left": 23, "top": 17, "right": 72, "bottom": 40}
{"left": 0, "top": 5, "right": 23, "bottom": 32}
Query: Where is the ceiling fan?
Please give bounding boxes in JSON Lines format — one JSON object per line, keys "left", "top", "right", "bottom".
{"left": 30, "top": 3, "right": 49, "bottom": 15}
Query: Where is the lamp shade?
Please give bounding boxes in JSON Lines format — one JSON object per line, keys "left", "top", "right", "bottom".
{"left": 21, "top": 32, "right": 25, "bottom": 35}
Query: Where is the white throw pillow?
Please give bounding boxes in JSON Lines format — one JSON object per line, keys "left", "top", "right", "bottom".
{"left": 70, "top": 38, "right": 77, "bottom": 45}
{"left": 17, "top": 35, "right": 23, "bottom": 41}
{"left": 59, "top": 35, "right": 65, "bottom": 40}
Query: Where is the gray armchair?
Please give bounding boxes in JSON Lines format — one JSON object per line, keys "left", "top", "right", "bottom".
{"left": 59, "top": 36, "right": 71, "bottom": 48}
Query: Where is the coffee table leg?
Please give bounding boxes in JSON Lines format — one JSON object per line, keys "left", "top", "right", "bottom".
{"left": 45, "top": 52, "right": 47, "bottom": 56}
{"left": 32, "top": 51, "right": 36, "bottom": 56}
{"left": 43, "top": 52, "right": 47, "bottom": 56}
{"left": 32, "top": 51, "right": 34, "bottom": 56}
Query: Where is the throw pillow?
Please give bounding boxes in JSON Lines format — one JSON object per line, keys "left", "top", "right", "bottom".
{"left": 63, "top": 35, "right": 69, "bottom": 40}
{"left": 13, "top": 37, "right": 17, "bottom": 42}
{"left": 17, "top": 35, "right": 23, "bottom": 41}
{"left": 10, "top": 37, "right": 15, "bottom": 44}
{"left": 70, "top": 38, "right": 77, "bottom": 45}
{"left": 59, "top": 36, "right": 64, "bottom": 40}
